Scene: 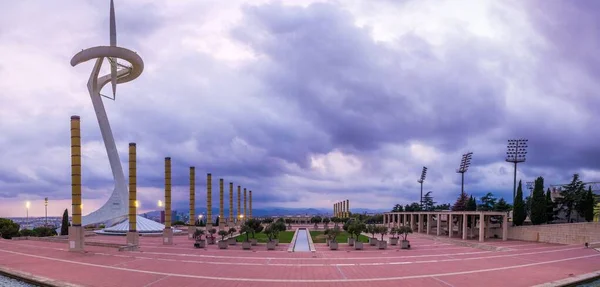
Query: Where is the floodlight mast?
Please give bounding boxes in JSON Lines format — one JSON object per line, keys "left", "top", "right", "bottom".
{"left": 506, "top": 139, "right": 528, "bottom": 203}
{"left": 456, "top": 152, "right": 473, "bottom": 197}
{"left": 417, "top": 166, "right": 427, "bottom": 209}
{"left": 526, "top": 181, "right": 534, "bottom": 198}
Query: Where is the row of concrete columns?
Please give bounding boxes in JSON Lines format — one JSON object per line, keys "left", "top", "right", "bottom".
{"left": 333, "top": 200, "right": 350, "bottom": 218}
{"left": 383, "top": 212, "right": 508, "bottom": 242}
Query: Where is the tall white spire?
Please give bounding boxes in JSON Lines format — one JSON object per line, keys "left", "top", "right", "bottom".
{"left": 109, "top": 0, "right": 117, "bottom": 97}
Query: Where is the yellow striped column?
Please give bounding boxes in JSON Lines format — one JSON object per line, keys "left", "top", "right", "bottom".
{"left": 219, "top": 178, "right": 225, "bottom": 230}
{"left": 237, "top": 185, "right": 241, "bottom": 225}
{"left": 163, "top": 157, "right": 173, "bottom": 244}
{"left": 206, "top": 173, "right": 212, "bottom": 229}
{"left": 243, "top": 188, "right": 247, "bottom": 223}
{"left": 188, "top": 166, "right": 196, "bottom": 239}
{"left": 229, "top": 182, "right": 233, "bottom": 227}
{"left": 69, "top": 115, "right": 84, "bottom": 251}
{"left": 249, "top": 190, "right": 252, "bottom": 219}
{"left": 126, "top": 143, "right": 139, "bottom": 247}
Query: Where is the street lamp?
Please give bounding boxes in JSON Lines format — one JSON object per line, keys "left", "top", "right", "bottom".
{"left": 157, "top": 200, "right": 163, "bottom": 207}
{"left": 25, "top": 201, "right": 30, "bottom": 225}
{"left": 456, "top": 152, "right": 473, "bottom": 197}
{"left": 506, "top": 139, "right": 528, "bottom": 203}
{"left": 44, "top": 197, "right": 48, "bottom": 227}
{"left": 417, "top": 166, "right": 428, "bottom": 209}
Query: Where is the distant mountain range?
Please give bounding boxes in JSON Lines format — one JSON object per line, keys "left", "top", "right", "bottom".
{"left": 143, "top": 207, "right": 387, "bottom": 217}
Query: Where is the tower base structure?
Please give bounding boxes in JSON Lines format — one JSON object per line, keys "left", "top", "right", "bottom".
{"left": 188, "top": 226, "right": 196, "bottom": 239}
{"left": 163, "top": 228, "right": 173, "bottom": 245}
{"left": 126, "top": 231, "right": 139, "bottom": 248}
{"left": 219, "top": 222, "right": 226, "bottom": 231}
{"left": 68, "top": 226, "right": 85, "bottom": 252}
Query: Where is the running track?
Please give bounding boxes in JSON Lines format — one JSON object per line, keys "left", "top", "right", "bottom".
{"left": 1, "top": 235, "right": 599, "bottom": 287}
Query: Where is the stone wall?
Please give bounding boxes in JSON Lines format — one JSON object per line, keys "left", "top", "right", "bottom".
{"left": 507, "top": 222, "right": 600, "bottom": 245}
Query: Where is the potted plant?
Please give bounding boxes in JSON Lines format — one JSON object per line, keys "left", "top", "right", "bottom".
{"left": 389, "top": 227, "right": 399, "bottom": 245}
{"left": 193, "top": 229, "right": 206, "bottom": 248}
{"left": 399, "top": 226, "right": 413, "bottom": 249}
{"left": 329, "top": 226, "right": 341, "bottom": 250}
{"left": 377, "top": 226, "right": 388, "bottom": 249}
{"left": 273, "top": 221, "right": 286, "bottom": 246}
{"left": 311, "top": 216, "right": 321, "bottom": 230}
{"left": 367, "top": 224, "right": 378, "bottom": 245}
{"left": 240, "top": 225, "right": 252, "bottom": 250}
{"left": 353, "top": 221, "right": 366, "bottom": 250}
{"left": 265, "top": 224, "right": 277, "bottom": 250}
{"left": 322, "top": 217, "right": 330, "bottom": 229}
{"left": 227, "top": 227, "right": 237, "bottom": 245}
{"left": 207, "top": 228, "right": 217, "bottom": 245}
{"left": 285, "top": 218, "right": 293, "bottom": 230}
{"left": 248, "top": 219, "right": 263, "bottom": 246}
{"left": 217, "top": 230, "right": 228, "bottom": 249}
{"left": 344, "top": 221, "right": 354, "bottom": 246}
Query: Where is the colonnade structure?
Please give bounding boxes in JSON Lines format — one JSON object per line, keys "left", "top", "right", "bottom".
{"left": 333, "top": 200, "right": 350, "bottom": 218}
{"left": 382, "top": 211, "right": 509, "bottom": 242}
{"left": 204, "top": 174, "right": 253, "bottom": 232}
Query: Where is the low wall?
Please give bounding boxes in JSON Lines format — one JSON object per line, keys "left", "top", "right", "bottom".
{"left": 508, "top": 222, "right": 600, "bottom": 245}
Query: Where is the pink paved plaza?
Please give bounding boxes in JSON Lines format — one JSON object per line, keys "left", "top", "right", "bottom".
{"left": 1, "top": 233, "right": 599, "bottom": 287}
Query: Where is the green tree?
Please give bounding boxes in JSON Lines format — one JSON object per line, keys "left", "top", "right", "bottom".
{"left": 404, "top": 204, "right": 410, "bottom": 212}
{"left": 530, "top": 176, "right": 547, "bottom": 225}
{"left": 0, "top": 218, "right": 20, "bottom": 239}
{"left": 452, "top": 193, "right": 469, "bottom": 211}
{"left": 466, "top": 195, "right": 477, "bottom": 211}
{"left": 513, "top": 180, "right": 526, "bottom": 226}
{"left": 556, "top": 174, "right": 586, "bottom": 222}
{"left": 478, "top": 193, "right": 496, "bottom": 211}
{"left": 405, "top": 202, "right": 422, "bottom": 212}
{"left": 422, "top": 192, "right": 436, "bottom": 211}
{"left": 524, "top": 196, "right": 532, "bottom": 219}
{"left": 60, "top": 209, "right": 69, "bottom": 236}
{"left": 583, "top": 186, "right": 596, "bottom": 222}
{"left": 434, "top": 203, "right": 451, "bottom": 210}
{"left": 494, "top": 198, "right": 511, "bottom": 212}
{"left": 545, "top": 188, "right": 554, "bottom": 223}
{"left": 392, "top": 204, "right": 404, "bottom": 212}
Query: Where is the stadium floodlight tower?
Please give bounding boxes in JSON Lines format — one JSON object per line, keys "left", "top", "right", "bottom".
{"left": 506, "top": 139, "right": 528, "bottom": 203}
{"left": 456, "top": 152, "right": 473, "bottom": 197}
{"left": 417, "top": 166, "right": 428, "bottom": 209}
{"left": 70, "top": 0, "right": 144, "bottom": 226}
{"left": 526, "top": 181, "right": 534, "bottom": 197}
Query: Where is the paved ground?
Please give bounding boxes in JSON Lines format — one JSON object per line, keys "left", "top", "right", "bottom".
{"left": 1, "top": 232, "right": 599, "bottom": 287}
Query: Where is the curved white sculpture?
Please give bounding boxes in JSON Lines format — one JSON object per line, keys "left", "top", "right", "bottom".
{"left": 70, "top": 0, "right": 144, "bottom": 226}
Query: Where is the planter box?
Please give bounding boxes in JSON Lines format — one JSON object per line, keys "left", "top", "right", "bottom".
{"left": 347, "top": 238, "right": 355, "bottom": 246}
{"left": 228, "top": 238, "right": 237, "bottom": 245}
{"left": 378, "top": 240, "right": 387, "bottom": 250}
{"left": 194, "top": 240, "right": 206, "bottom": 248}
{"left": 250, "top": 238, "right": 257, "bottom": 246}
{"left": 218, "top": 240, "right": 228, "bottom": 249}
{"left": 354, "top": 241, "right": 364, "bottom": 250}
{"left": 274, "top": 239, "right": 279, "bottom": 246}
{"left": 369, "top": 238, "right": 378, "bottom": 246}
{"left": 389, "top": 237, "right": 399, "bottom": 246}
{"left": 267, "top": 241, "right": 276, "bottom": 250}
{"left": 242, "top": 241, "right": 252, "bottom": 250}
{"left": 401, "top": 240, "right": 410, "bottom": 249}
{"left": 207, "top": 237, "right": 216, "bottom": 245}
{"left": 329, "top": 241, "right": 339, "bottom": 250}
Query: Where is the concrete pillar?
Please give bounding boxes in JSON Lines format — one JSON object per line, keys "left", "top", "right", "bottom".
{"left": 243, "top": 188, "right": 247, "bottom": 222}
{"left": 249, "top": 190, "right": 253, "bottom": 219}
{"left": 188, "top": 166, "right": 195, "bottom": 239}
{"left": 69, "top": 116, "right": 84, "bottom": 252}
{"left": 163, "top": 157, "right": 173, "bottom": 245}
{"left": 486, "top": 216, "right": 491, "bottom": 238}
{"left": 436, "top": 214, "right": 441, "bottom": 236}
{"left": 462, "top": 214, "right": 468, "bottom": 240}
{"left": 412, "top": 214, "right": 417, "bottom": 231}
{"left": 479, "top": 213, "right": 485, "bottom": 242}
{"left": 502, "top": 214, "right": 508, "bottom": 241}
{"left": 426, "top": 214, "right": 431, "bottom": 234}
{"left": 403, "top": 214, "right": 407, "bottom": 226}
{"left": 237, "top": 185, "right": 241, "bottom": 225}
{"left": 219, "top": 179, "right": 225, "bottom": 230}
{"left": 418, "top": 214, "right": 423, "bottom": 233}
{"left": 127, "top": 143, "right": 139, "bottom": 247}
{"left": 448, "top": 214, "right": 453, "bottom": 238}
{"left": 206, "top": 173, "right": 212, "bottom": 229}
{"left": 229, "top": 182, "right": 234, "bottom": 227}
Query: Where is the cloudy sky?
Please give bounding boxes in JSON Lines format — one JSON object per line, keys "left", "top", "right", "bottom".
{"left": 1, "top": 0, "right": 599, "bottom": 217}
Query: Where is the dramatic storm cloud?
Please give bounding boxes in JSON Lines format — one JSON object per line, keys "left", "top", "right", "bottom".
{"left": 1, "top": 0, "right": 599, "bottom": 217}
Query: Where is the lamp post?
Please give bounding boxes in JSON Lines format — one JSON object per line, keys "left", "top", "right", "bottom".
{"left": 506, "top": 139, "right": 528, "bottom": 203}
{"left": 417, "top": 166, "right": 428, "bottom": 209}
{"left": 456, "top": 152, "right": 473, "bottom": 197}
{"left": 25, "top": 201, "right": 30, "bottom": 226}
{"left": 44, "top": 197, "right": 48, "bottom": 227}
{"left": 198, "top": 214, "right": 203, "bottom": 226}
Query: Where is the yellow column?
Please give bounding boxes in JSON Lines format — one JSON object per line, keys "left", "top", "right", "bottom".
{"left": 163, "top": 157, "right": 173, "bottom": 244}
{"left": 188, "top": 166, "right": 195, "bottom": 238}
{"left": 249, "top": 190, "right": 252, "bottom": 219}
{"left": 219, "top": 178, "right": 224, "bottom": 230}
{"left": 229, "top": 182, "right": 233, "bottom": 226}
{"left": 346, "top": 199, "right": 350, "bottom": 218}
{"left": 237, "top": 185, "right": 241, "bottom": 225}
{"left": 244, "top": 188, "right": 247, "bottom": 221}
{"left": 128, "top": 143, "right": 136, "bottom": 232}
{"left": 69, "top": 115, "right": 84, "bottom": 251}
{"left": 207, "top": 173, "right": 212, "bottom": 228}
